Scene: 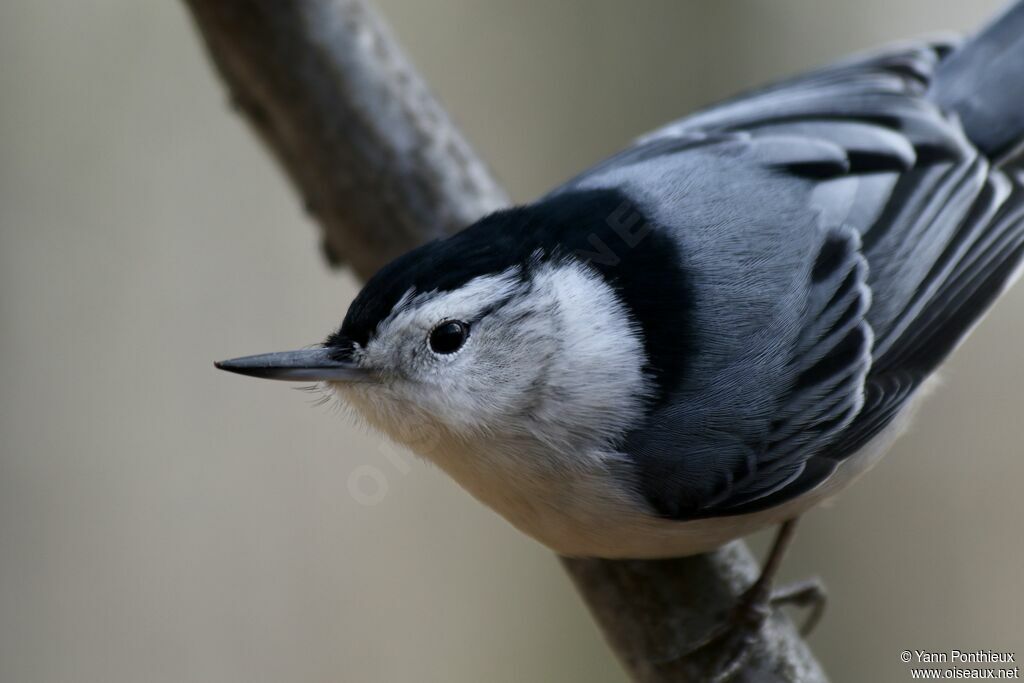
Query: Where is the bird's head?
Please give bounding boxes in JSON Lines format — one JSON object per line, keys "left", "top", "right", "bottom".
{"left": 216, "top": 192, "right": 687, "bottom": 460}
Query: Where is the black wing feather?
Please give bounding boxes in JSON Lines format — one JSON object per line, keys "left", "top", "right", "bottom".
{"left": 596, "top": 42, "right": 1024, "bottom": 518}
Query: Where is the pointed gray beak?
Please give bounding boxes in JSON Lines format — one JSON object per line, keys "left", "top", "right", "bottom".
{"left": 214, "top": 348, "right": 370, "bottom": 382}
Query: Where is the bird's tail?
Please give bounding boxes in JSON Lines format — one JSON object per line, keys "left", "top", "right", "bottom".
{"left": 931, "top": 0, "right": 1024, "bottom": 161}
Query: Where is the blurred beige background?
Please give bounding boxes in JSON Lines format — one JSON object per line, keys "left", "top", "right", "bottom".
{"left": 1, "top": 1, "right": 1021, "bottom": 682}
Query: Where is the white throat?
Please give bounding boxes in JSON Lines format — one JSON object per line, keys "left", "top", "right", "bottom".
{"left": 336, "top": 260, "right": 654, "bottom": 545}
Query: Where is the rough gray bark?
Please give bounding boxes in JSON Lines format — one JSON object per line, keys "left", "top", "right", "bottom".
{"left": 183, "top": 0, "right": 508, "bottom": 279}
{"left": 561, "top": 545, "right": 826, "bottom": 682}
{"left": 182, "top": 1, "right": 828, "bottom": 680}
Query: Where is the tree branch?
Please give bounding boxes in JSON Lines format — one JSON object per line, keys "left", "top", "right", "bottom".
{"left": 183, "top": 0, "right": 508, "bottom": 279}
{"left": 561, "top": 545, "right": 826, "bottom": 682}
{"left": 182, "top": 1, "right": 828, "bottom": 680}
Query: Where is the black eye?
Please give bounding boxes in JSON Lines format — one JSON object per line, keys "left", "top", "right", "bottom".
{"left": 428, "top": 320, "right": 469, "bottom": 355}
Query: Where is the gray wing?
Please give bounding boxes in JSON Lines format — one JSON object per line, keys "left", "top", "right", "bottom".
{"left": 565, "top": 42, "right": 1024, "bottom": 519}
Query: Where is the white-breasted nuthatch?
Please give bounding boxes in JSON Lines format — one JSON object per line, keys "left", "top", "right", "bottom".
{"left": 217, "top": 3, "right": 1024, "bottom": 569}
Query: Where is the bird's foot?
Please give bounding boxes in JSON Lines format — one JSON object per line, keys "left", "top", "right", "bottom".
{"left": 679, "top": 576, "right": 827, "bottom": 683}
{"left": 770, "top": 576, "right": 827, "bottom": 636}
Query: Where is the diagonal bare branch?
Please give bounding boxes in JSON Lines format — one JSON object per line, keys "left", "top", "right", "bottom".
{"left": 184, "top": 0, "right": 509, "bottom": 280}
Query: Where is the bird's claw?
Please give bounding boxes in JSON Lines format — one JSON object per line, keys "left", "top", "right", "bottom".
{"left": 770, "top": 576, "right": 827, "bottom": 636}
{"left": 679, "top": 576, "right": 827, "bottom": 682}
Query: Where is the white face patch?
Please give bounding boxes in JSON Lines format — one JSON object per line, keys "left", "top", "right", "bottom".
{"left": 376, "top": 269, "right": 526, "bottom": 348}
{"left": 333, "top": 260, "right": 653, "bottom": 475}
